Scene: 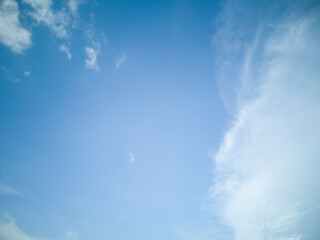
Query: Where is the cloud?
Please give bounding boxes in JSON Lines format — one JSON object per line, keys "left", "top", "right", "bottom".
{"left": 0, "top": 0, "right": 84, "bottom": 54}
{"left": 68, "top": 0, "right": 84, "bottom": 27}
{"left": 1, "top": 66, "right": 20, "bottom": 82}
{"left": 128, "top": 152, "right": 135, "bottom": 164}
{"left": 24, "top": 71, "right": 31, "bottom": 76}
{"left": 66, "top": 231, "right": 79, "bottom": 240}
{"left": 0, "top": 183, "right": 22, "bottom": 196}
{"left": 0, "top": 0, "right": 32, "bottom": 53}
{"left": 68, "top": 0, "right": 80, "bottom": 15}
{"left": 22, "top": 0, "right": 70, "bottom": 38}
{"left": 101, "top": 31, "right": 108, "bottom": 45}
{"left": 85, "top": 46, "right": 99, "bottom": 70}
{"left": 0, "top": 213, "right": 37, "bottom": 240}
{"left": 84, "top": 29, "right": 101, "bottom": 70}
{"left": 210, "top": 3, "right": 320, "bottom": 240}
{"left": 115, "top": 52, "right": 126, "bottom": 69}
{"left": 60, "top": 44, "right": 72, "bottom": 60}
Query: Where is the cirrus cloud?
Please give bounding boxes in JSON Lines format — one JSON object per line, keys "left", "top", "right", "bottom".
{"left": 210, "top": 2, "right": 320, "bottom": 240}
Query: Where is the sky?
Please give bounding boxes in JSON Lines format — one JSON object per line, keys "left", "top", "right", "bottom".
{"left": 0, "top": 0, "right": 319, "bottom": 240}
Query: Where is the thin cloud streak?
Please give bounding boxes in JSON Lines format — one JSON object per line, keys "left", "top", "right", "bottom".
{"left": 0, "top": 183, "right": 22, "bottom": 196}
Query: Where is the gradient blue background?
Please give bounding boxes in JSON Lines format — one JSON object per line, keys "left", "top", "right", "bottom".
{"left": 0, "top": 1, "right": 230, "bottom": 239}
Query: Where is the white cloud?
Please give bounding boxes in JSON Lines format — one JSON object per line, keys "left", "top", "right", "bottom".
{"left": 0, "top": 0, "right": 84, "bottom": 54}
{"left": 60, "top": 44, "right": 72, "bottom": 60}
{"left": 68, "top": 0, "right": 79, "bottom": 15}
{"left": 22, "top": 0, "right": 70, "bottom": 38}
{"left": 24, "top": 71, "right": 31, "bottom": 76}
{"left": 85, "top": 47, "right": 99, "bottom": 70}
{"left": 210, "top": 4, "right": 320, "bottom": 240}
{"left": 0, "top": 0, "right": 32, "bottom": 53}
{"left": 115, "top": 52, "right": 126, "bottom": 69}
{"left": 128, "top": 152, "right": 135, "bottom": 164}
{"left": 68, "top": 0, "right": 84, "bottom": 28}
{"left": 0, "top": 183, "right": 22, "bottom": 196}
{"left": 84, "top": 28, "right": 101, "bottom": 71}
{"left": 66, "top": 231, "right": 79, "bottom": 240}
{"left": 0, "top": 213, "right": 37, "bottom": 240}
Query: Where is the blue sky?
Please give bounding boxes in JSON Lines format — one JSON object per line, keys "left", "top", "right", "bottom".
{"left": 0, "top": 0, "right": 320, "bottom": 240}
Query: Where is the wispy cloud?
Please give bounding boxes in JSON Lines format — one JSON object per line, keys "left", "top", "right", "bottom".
{"left": 0, "top": 183, "right": 22, "bottom": 196}
{"left": 1, "top": 0, "right": 85, "bottom": 54}
{"left": 85, "top": 46, "right": 99, "bottom": 70}
{"left": 115, "top": 52, "right": 126, "bottom": 69}
{"left": 68, "top": 0, "right": 84, "bottom": 27}
{"left": 210, "top": 3, "right": 320, "bottom": 240}
{"left": 67, "top": 231, "right": 79, "bottom": 240}
{"left": 22, "top": 0, "right": 70, "bottom": 38}
{"left": 174, "top": 225, "right": 232, "bottom": 240}
{"left": 60, "top": 44, "right": 72, "bottom": 60}
{"left": 128, "top": 152, "right": 135, "bottom": 164}
{"left": 0, "top": 213, "right": 37, "bottom": 240}
{"left": 1, "top": 66, "right": 20, "bottom": 82}
{"left": 68, "top": 0, "right": 83, "bottom": 16}
{"left": 0, "top": 0, "right": 32, "bottom": 53}
{"left": 24, "top": 71, "right": 31, "bottom": 76}
{"left": 84, "top": 28, "right": 101, "bottom": 71}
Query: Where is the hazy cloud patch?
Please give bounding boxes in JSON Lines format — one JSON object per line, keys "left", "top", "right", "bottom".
{"left": 128, "top": 152, "right": 135, "bottom": 164}
{"left": 24, "top": 71, "right": 31, "bottom": 76}
{"left": 0, "top": 213, "right": 37, "bottom": 240}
